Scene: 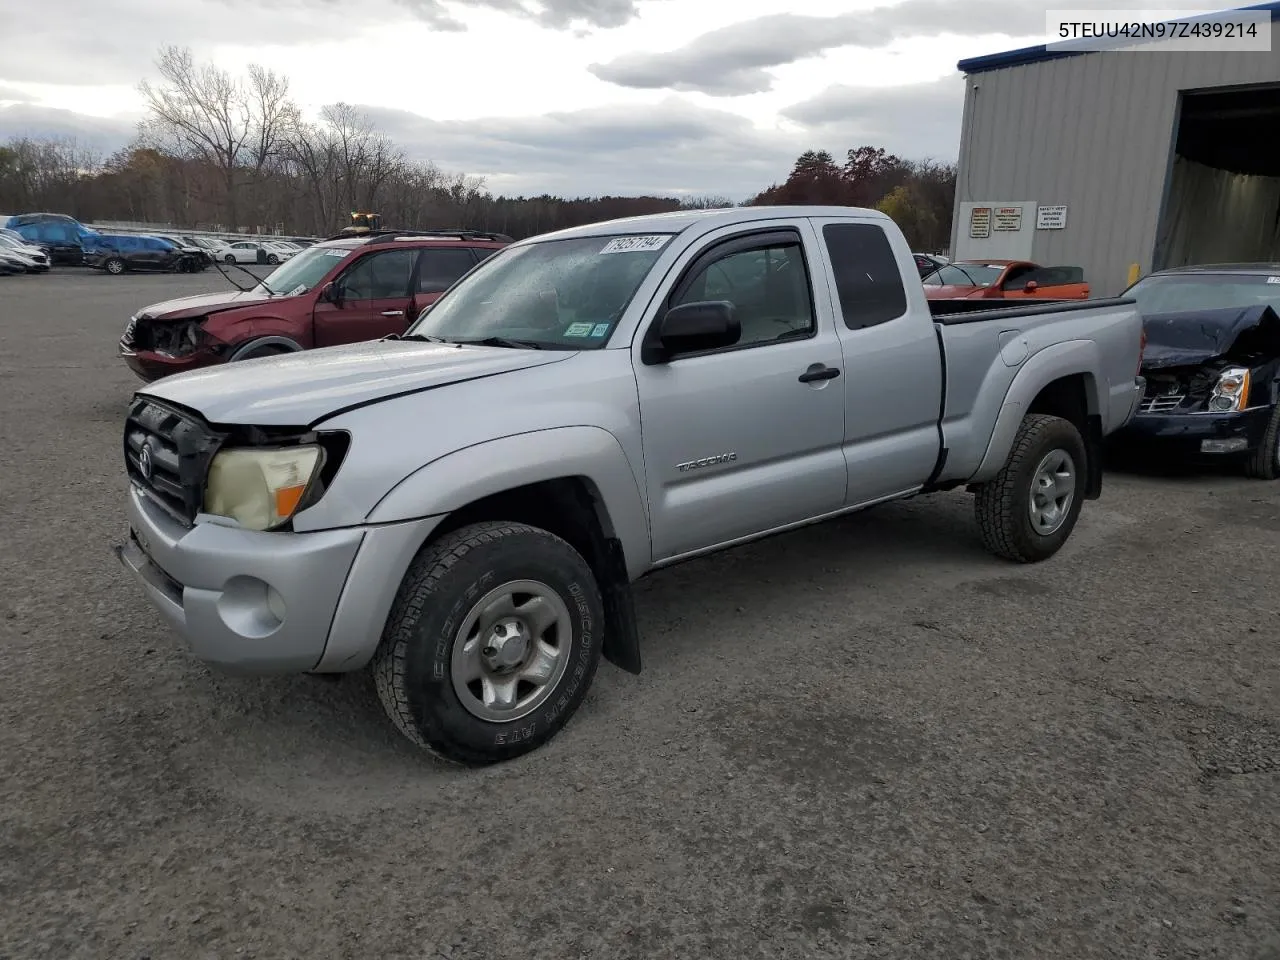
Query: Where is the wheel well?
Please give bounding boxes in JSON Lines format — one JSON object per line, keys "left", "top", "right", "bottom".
{"left": 427, "top": 477, "right": 642, "bottom": 674}
{"left": 1028, "top": 373, "right": 1104, "bottom": 500}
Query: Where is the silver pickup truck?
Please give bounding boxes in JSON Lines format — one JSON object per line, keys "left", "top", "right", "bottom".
{"left": 114, "top": 206, "right": 1145, "bottom": 764}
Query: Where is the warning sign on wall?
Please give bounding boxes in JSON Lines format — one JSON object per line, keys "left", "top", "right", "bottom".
{"left": 969, "top": 207, "right": 991, "bottom": 238}
{"left": 993, "top": 206, "right": 1023, "bottom": 231}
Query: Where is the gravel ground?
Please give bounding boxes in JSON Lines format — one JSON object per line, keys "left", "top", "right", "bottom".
{"left": 0, "top": 267, "right": 1277, "bottom": 960}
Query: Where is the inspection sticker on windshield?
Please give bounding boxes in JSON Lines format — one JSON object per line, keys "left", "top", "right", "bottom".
{"left": 600, "top": 235, "right": 669, "bottom": 254}
{"left": 564, "top": 322, "right": 594, "bottom": 337}
{"left": 590, "top": 323, "right": 610, "bottom": 337}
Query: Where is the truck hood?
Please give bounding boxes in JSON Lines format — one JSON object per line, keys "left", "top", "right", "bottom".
{"left": 1140, "top": 304, "right": 1280, "bottom": 370}
{"left": 138, "top": 288, "right": 273, "bottom": 320}
{"left": 139, "top": 339, "right": 574, "bottom": 426}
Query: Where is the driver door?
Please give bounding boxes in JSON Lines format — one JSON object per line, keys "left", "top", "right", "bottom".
{"left": 313, "top": 248, "right": 418, "bottom": 347}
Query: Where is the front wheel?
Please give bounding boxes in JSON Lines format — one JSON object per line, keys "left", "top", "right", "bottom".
{"left": 372, "top": 521, "right": 605, "bottom": 765}
{"left": 223, "top": 254, "right": 236, "bottom": 264}
{"left": 266, "top": 253, "right": 279, "bottom": 265}
{"left": 1244, "top": 404, "right": 1280, "bottom": 480}
{"left": 974, "top": 413, "right": 1087, "bottom": 563}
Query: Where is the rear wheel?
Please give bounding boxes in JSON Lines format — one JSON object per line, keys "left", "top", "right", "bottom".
{"left": 104, "top": 257, "right": 125, "bottom": 275}
{"left": 974, "top": 413, "right": 1087, "bottom": 563}
{"left": 1244, "top": 404, "right": 1280, "bottom": 479}
{"left": 223, "top": 254, "right": 236, "bottom": 264}
{"left": 371, "top": 521, "right": 604, "bottom": 765}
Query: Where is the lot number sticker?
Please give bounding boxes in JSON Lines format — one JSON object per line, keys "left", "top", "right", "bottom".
{"left": 600, "top": 235, "right": 669, "bottom": 254}
{"left": 564, "top": 322, "right": 594, "bottom": 337}
{"left": 1268, "top": 277, "right": 1280, "bottom": 284}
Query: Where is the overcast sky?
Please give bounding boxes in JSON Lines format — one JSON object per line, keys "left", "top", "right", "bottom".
{"left": 0, "top": 0, "right": 1179, "bottom": 198}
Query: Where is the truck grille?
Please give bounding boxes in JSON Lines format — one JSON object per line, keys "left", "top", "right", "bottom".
{"left": 123, "top": 397, "right": 224, "bottom": 526}
{"left": 1139, "top": 393, "right": 1185, "bottom": 413}
{"left": 120, "top": 316, "right": 137, "bottom": 350}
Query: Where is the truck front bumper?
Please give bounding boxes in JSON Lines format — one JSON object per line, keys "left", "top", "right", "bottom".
{"left": 113, "top": 483, "right": 440, "bottom": 674}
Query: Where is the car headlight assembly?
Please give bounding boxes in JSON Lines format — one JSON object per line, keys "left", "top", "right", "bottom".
{"left": 203, "top": 444, "right": 324, "bottom": 531}
{"left": 1208, "top": 366, "right": 1251, "bottom": 413}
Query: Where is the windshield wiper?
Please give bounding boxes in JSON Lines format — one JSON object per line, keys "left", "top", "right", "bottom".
{"left": 392, "top": 333, "right": 448, "bottom": 342}
{"left": 447, "top": 336, "right": 544, "bottom": 350}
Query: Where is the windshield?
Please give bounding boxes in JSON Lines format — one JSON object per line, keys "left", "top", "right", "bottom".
{"left": 406, "top": 234, "right": 670, "bottom": 348}
{"left": 952, "top": 264, "right": 1005, "bottom": 284}
{"left": 254, "top": 245, "right": 352, "bottom": 296}
{"left": 1124, "top": 273, "right": 1280, "bottom": 315}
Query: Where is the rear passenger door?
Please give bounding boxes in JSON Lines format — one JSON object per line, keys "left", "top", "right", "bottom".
{"left": 808, "top": 217, "right": 944, "bottom": 505}
{"left": 413, "top": 247, "right": 481, "bottom": 309}
{"left": 632, "top": 221, "right": 848, "bottom": 562}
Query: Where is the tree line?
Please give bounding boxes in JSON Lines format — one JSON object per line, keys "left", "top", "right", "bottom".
{"left": 0, "top": 46, "right": 955, "bottom": 248}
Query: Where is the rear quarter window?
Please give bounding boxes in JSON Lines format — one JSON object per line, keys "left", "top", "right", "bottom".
{"left": 821, "top": 222, "right": 908, "bottom": 329}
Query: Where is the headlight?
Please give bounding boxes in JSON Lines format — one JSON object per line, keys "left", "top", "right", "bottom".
{"left": 1208, "top": 366, "right": 1251, "bottom": 412}
{"left": 203, "top": 444, "right": 323, "bottom": 531}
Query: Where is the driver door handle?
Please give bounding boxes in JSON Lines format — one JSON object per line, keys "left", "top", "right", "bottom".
{"left": 381, "top": 309, "right": 405, "bottom": 317}
{"left": 798, "top": 363, "right": 840, "bottom": 383}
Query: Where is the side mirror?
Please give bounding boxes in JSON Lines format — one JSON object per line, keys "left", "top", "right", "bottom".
{"left": 1023, "top": 280, "right": 1038, "bottom": 293}
{"left": 320, "top": 281, "right": 341, "bottom": 304}
{"left": 649, "top": 300, "right": 739, "bottom": 361}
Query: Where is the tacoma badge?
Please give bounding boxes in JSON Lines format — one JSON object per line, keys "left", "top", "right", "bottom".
{"left": 676, "top": 453, "right": 737, "bottom": 472}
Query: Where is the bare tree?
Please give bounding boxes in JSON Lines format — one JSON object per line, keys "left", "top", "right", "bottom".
{"left": 138, "top": 45, "right": 298, "bottom": 230}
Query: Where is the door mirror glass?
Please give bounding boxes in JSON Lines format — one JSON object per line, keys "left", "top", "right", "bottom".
{"left": 656, "top": 300, "right": 739, "bottom": 358}
{"left": 1023, "top": 280, "right": 1038, "bottom": 293}
{"left": 320, "top": 280, "right": 341, "bottom": 304}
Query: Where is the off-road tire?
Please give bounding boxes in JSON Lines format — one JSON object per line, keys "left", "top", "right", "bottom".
{"left": 1244, "top": 404, "right": 1280, "bottom": 480}
{"left": 104, "top": 257, "right": 125, "bottom": 275}
{"left": 974, "top": 413, "right": 1087, "bottom": 563}
{"left": 371, "top": 521, "right": 605, "bottom": 765}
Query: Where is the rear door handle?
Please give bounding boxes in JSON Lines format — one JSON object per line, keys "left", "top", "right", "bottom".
{"left": 381, "top": 310, "right": 405, "bottom": 317}
{"left": 798, "top": 363, "right": 841, "bottom": 383}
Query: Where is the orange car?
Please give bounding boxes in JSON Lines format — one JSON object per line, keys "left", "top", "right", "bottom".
{"left": 922, "top": 259, "right": 1090, "bottom": 301}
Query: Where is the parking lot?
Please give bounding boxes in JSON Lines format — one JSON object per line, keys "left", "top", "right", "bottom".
{"left": 1, "top": 267, "right": 1277, "bottom": 959}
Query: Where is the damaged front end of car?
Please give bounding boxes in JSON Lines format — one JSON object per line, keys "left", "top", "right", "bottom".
{"left": 119, "top": 315, "right": 230, "bottom": 382}
{"left": 1121, "top": 304, "right": 1280, "bottom": 458}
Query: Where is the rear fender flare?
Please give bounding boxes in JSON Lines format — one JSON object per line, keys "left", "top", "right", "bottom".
{"left": 971, "top": 339, "right": 1103, "bottom": 482}
{"left": 366, "top": 426, "right": 652, "bottom": 579}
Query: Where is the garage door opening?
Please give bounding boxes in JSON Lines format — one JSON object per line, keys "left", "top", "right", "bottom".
{"left": 1153, "top": 84, "right": 1280, "bottom": 271}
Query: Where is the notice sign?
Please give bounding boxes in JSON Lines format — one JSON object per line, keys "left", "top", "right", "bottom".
{"left": 993, "top": 206, "right": 1023, "bottom": 231}
{"left": 969, "top": 207, "right": 991, "bottom": 238}
{"left": 1037, "top": 204, "right": 1068, "bottom": 229}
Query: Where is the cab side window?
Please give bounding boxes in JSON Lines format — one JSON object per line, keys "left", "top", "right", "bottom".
{"left": 821, "top": 222, "right": 908, "bottom": 329}
{"left": 342, "top": 250, "right": 416, "bottom": 300}
{"left": 672, "top": 239, "right": 816, "bottom": 347}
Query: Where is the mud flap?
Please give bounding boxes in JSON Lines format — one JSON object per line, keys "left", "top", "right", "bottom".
{"left": 600, "top": 537, "right": 642, "bottom": 675}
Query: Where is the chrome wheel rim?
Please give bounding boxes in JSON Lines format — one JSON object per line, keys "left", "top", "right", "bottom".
{"left": 450, "top": 579, "right": 572, "bottom": 722}
{"left": 1028, "top": 448, "right": 1076, "bottom": 535}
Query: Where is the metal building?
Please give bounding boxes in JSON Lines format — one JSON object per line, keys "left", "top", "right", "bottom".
{"left": 949, "top": 2, "right": 1280, "bottom": 296}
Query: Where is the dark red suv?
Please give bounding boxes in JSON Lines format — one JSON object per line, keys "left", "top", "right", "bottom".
{"left": 118, "top": 230, "right": 511, "bottom": 382}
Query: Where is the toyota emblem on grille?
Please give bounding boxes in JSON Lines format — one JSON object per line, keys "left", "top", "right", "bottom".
{"left": 138, "top": 442, "right": 154, "bottom": 481}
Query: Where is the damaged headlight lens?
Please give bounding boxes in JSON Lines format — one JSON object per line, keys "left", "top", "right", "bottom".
{"left": 1209, "top": 366, "right": 1251, "bottom": 412}
{"left": 203, "top": 445, "right": 323, "bottom": 531}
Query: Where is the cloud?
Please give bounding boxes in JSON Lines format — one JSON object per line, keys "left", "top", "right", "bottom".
{"left": 356, "top": 97, "right": 801, "bottom": 198}
{"left": 0, "top": 104, "right": 140, "bottom": 154}
{"left": 0, "top": 0, "right": 656, "bottom": 85}
{"left": 588, "top": 0, "right": 1166, "bottom": 95}
{"left": 0, "top": 86, "right": 32, "bottom": 103}
{"left": 396, "top": 0, "right": 655, "bottom": 30}
{"left": 781, "top": 75, "right": 965, "bottom": 161}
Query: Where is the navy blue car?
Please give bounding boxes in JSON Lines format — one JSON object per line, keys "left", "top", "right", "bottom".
{"left": 1117, "top": 264, "right": 1280, "bottom": 478}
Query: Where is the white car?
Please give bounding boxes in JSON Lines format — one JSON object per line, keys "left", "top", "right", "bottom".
{"left": 221, "top": 241, "right": 295, "bottom": 265}
{"left": 0, "top": 234, "right": 50, "bottom": 272}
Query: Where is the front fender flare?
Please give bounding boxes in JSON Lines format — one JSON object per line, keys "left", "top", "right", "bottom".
{"left": 366, "top": 426, "right": 652, "bottom": 579}
{"left": 971, "top": 339, "right": 1103, "bottom": 482}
